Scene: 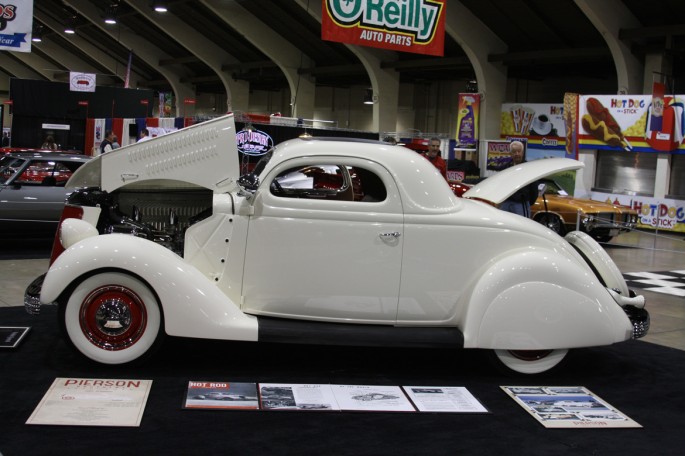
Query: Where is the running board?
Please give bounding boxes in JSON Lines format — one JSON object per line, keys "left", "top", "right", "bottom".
{"left": 257, "top": 316, "right": 464, "bottom": 348}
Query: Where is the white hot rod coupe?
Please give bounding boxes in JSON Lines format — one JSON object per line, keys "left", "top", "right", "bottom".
{"left": 25, "top": 114, "right": 649, "bottom": 374}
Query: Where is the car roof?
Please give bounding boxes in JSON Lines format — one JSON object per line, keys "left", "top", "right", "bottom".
{"left": 4, "top": 151, "right": 91, "bottom": 162}
{"left": 265, "top": 137, "right": 459, "bottom": 213}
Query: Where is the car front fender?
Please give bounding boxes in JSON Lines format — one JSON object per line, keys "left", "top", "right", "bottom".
{"left": 461, "top": 248, "right": 633, "bottom": 350}
{"left": 40, "top": 234, "right": 258, "bottom": 342}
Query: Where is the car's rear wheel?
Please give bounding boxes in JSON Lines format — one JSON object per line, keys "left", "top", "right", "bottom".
{"left": 59, "top": 271, "right": 164, "bottom": 365}
{"left": 536, "top": 213, "right": 565, "bottom": 235}
{"left": 491, "top": 349, "right": 568, "bottom": 374}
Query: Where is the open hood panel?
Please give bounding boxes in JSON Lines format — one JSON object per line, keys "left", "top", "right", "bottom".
{"left": 463, "top": 158, "right": 584, "bottom": 204}
{"left": 67, "top": 114, "right": 240, "bottom": 193}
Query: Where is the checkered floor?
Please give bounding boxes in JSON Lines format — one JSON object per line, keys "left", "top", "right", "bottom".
{"left": 623, "top": 271, "right": 685, "bottom": 297}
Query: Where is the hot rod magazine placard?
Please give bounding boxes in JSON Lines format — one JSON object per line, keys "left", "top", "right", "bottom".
{"left": 26, "top": 378, "right": 152, "bottom": 427}
{"left": 501, "top": 386, "right": 641, "bottom": 428}
{"left": 184, "top": 381, "right": 259, "bottom": 410}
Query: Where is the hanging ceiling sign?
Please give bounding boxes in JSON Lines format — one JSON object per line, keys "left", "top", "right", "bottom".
{"left": 0, "top": 1, "right": 32, "bottom": 53}
{"left": 322, "top": 0, "right": 446, "bottom": 56}
{"left": 236, "top": 129, "right": 273, "bottom": 156}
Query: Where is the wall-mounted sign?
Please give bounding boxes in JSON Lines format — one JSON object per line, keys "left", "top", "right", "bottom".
{"left": 322, "top": 0, "right": 446, "bottom": 56}
{"left": 69, "top": 72, "right": 96, "bottom": 92}
{"left": 236, "top": 129, "right": 273, "bottom": 156}
{"left": 42, "top": 124, "right": 70, "bottom": 130}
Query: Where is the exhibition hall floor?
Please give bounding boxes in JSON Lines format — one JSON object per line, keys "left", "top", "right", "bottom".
{"left": 1, "top": 230, "right": 684, "bottom": 455}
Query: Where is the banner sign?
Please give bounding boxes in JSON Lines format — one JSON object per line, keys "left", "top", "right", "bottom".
{"left": 650, "top": 82, "right": 665, "bottom": 132}
{"left": 592, "top": 191, "right": 685, "bottom": 233}
{"left": 486, "top": 140, "right": 516, "bottom": 171}
{"left": 322, "top": 0, "right": 446, "bottom": 56}
{"left": 159, "top": 92, "right": 173, "bottom": 117}
{"left": 70, "top": 72, "right": 96, "bottom": 92}
{"left": 0, "top": 1, "right": 31, "bottom": 53}
{"left": 455, "top": 93, "right": 480, "bottom": 147}
{"left": 500, "top": 103, "right": 569, "bottom": 159}
{"left": 579, "top": 94, "right": 685, "bottom": 153}
{"left": 563, "top": 93, "right": 580, "bottom": 159}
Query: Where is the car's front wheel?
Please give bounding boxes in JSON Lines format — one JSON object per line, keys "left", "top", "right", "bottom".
{"left": 491, "top": 349, "right": 569, "bottom": 374}
{"left": 535, "top": 213, "right": 565, "bottom": 235}
{"left": 59, "top": 271, "right": 164, "bottom": 365}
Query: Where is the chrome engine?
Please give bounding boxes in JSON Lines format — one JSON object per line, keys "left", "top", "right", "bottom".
{"left": 71, "top": 187, "right": 213, "bottom": 256}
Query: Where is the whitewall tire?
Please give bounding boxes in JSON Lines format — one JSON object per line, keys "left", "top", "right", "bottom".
{"left": 60, "top": 271, "right": 164, "bottom": 365}
{"left": 492, "top": 349, "right": 569, "bottom": 375}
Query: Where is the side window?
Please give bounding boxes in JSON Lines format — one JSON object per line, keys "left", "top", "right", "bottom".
{"left": 270, "top": 163, "right": 388, "bottom": 203}
{"left": 350, "top": 167, "right": 387, "bottom": 202}
{"left": 53, "top": 162, "right": 75, "bottom": 185}
{"left": 14, "top": 160, "right": 81, "bottom": 186}
{"left": 271, "top": 164, "right": 354, "bottom": 201}
{"left": 16, "top": 161, "right": 56, "bottom": 185}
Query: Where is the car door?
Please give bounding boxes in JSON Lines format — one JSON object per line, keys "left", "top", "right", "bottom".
{"left": 241, "top": 157, "right": 403, "bottom": 323}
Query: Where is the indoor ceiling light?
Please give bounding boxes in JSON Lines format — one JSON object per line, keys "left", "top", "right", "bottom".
{"left": 363, "top": 88, "right": 375, "bottom": 105}
{"left": 64, "top": 17, "right": 76, "bottom": 34}
{"left": 32, "top": 25, "right": 43, "bottom": 42}
{"left": 152, "top": 1, "right": 168, "bottom": 13}
{"left": 104, "top": 3, "right": 118, "bottom": 25}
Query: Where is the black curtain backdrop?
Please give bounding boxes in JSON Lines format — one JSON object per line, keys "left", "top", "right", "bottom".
{"left": 8, "top": 79, "right": 154, "bottom": 151}
{"left": 1, "top": 305, "right": 684, "bottom": 456}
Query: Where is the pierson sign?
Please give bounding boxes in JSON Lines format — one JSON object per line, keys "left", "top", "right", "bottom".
{"left": 322, "top": 0, "right": 446, "bottom": 56}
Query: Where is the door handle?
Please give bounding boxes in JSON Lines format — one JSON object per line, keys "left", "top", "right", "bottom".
{"left": 379, "top": 232, "right": 401, "bottom": 238}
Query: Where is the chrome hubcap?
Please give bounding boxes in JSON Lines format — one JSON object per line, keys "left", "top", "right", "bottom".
{"left": 79, "top": 285, "right": 147, "bottom": 351}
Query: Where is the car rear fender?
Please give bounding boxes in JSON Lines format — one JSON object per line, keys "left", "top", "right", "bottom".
{"left": 40, "top": 234, "right": 258, "bottom": 341}
{"left": 460, "top": 248, "right": 633, "bottom": 350}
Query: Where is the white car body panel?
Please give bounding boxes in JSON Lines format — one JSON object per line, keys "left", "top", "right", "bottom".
{"left": 40, "top": 234, "right": 258, "bottom": 341}
{"left": 463, "top": 158, "right": 583, "bottom": 204}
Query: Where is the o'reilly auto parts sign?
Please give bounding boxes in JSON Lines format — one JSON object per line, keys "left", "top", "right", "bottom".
{"left": 322, "top": 0, "right": 445, "bottom": 56}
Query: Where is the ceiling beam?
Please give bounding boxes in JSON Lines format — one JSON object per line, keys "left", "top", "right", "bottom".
{"left": 489, "top": 47, "right": 610, "bottom": 63}
{"left": 619, "top": 24, "right": 685, "bottom": 40}
{"left": 381, "top": 57, "right": 471, "bottom": 70}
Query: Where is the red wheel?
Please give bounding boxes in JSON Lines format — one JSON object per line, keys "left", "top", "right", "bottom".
{"left": 61, "top": 272, "right": 163, "bottom": 364}
{"left": 79, "top": 285, "right": 148, "bottom": 351}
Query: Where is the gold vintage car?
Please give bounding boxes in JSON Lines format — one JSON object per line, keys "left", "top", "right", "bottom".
{"left": 532, "top": 179, "right": 638, "bottom": 242}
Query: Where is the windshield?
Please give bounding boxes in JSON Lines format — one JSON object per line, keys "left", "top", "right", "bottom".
{"left": 0, "top": 156, "right": 26, "bottom": 185}
{"left": 542, "top": 179, "right": 568, "bottom": 196}
{"left": 249, "top": 149, "right": 273, "bottom": 178}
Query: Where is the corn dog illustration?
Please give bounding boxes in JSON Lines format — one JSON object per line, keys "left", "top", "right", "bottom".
{"left": 582, "top": 97, "right": 632, "bottom": 150}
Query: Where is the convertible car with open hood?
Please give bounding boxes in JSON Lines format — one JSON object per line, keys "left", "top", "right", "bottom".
{"left": 24, "top": 114, "right": 649, "bottom": 374}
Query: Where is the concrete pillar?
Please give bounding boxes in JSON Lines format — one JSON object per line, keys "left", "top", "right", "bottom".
{"left": 126, "top": 0, "right": 249, "bottom": 112}
{"left": 444, "top": 1, "right": 508, "bottom": 172}
{"left": 203, "top": 0, "right": 315, "bottom": 119}
{"left": 574, "top": 0, "right": 643, "bottom": 93}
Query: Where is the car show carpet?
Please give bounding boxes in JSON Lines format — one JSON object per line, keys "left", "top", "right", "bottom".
{"left": 623, "top": 270, "right": 685, "bottom": 297}
{"left": 2, "top": 306, "right": 685, "bottom": 455}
